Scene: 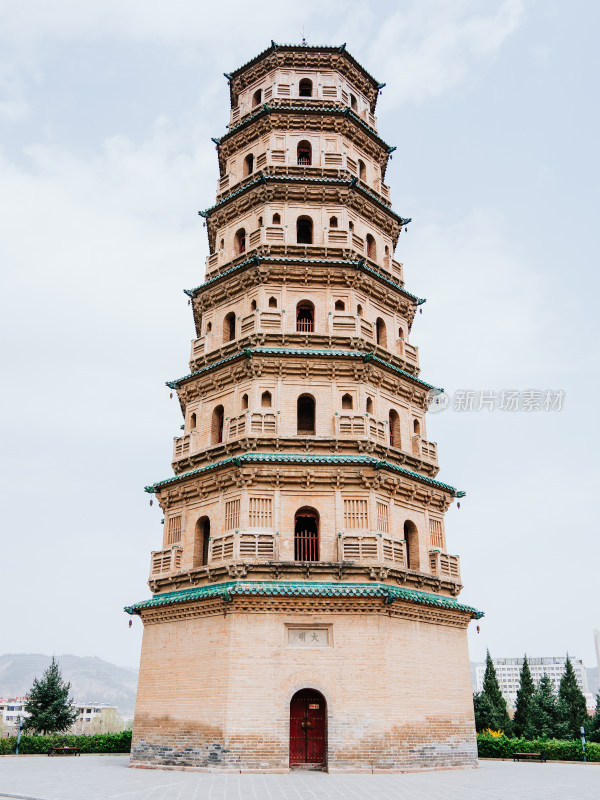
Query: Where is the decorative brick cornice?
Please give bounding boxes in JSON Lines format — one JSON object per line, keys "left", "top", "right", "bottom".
{"left": 125, "top": 579, "right": 483, "bottom": 619}
{"left": 144, "top": 452, "right": 464, "bottom": 497}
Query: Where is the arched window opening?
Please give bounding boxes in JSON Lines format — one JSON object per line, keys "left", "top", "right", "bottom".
{"left": 329, "top": 216, "right": 338, "bottom": 228}
{"left": 268, "top": 296, "right": 277, "bottom": 308}
{"left": 296, "top": 216, "right": 313, "bottom": 244}
{"left": 272, "top": 212, "right": 281, "bottom": 224}
{"left": 376, "top": 317, "right": 387, "bottom": 347}
{"left": 296, "top": 302, "right": 314, "bottom": 333}
{"left": 194, "top": 516, "right": 210, "bottom": 567}
{"left": 294, "top": 508, "right": 319, "bottom": 561}
{"left": 252, "top": 88, "right": 262, "bottom": 107}
{"left": 220, "top": 238, "right": 224, "bottom": 249}
{"left": 241, "top": 393, "right": 249, "bottom": 410}
{"left": 389, "top": 409, "right": 401, "bottom": 449}
{"left": 413, "top": 418, "right": 421, "bottom": 436}
{"left": 206, "top": 321, "right": 212, "bottom": 333}
{"left": 223, "top": 311, "right": 236, "bottom": 343}
{"left": 190, "top": 412, "right": 197, "bottom": 430}
{"left": 358, "top": 159, "right": 366, "bottom": 181}
{"left": 334, "top": 299, "right": 345, "bottom": 312}
{"left": 357, "top": 304, "right": 363, "bottom": 317}
{"left": 250, "top": 299, "right": 257, "bottom": 311}
{"left": 342, "top": 393, "right": 353, "bottom": 410}
{"left": 366, "top": 234, "right": 376, "bottom": 260}
{"left": 235, "top": 228, "right": 246, "bottom": 255}
{"left": 398, "top": 327, "right": 404, "bottom": 339}
{"left": 348, "top": 220, "right": 354, "bottom": 231}
{"left": 297, "top": 394, "right": 315, "bottom": 434}
{"left": 404, "top": 520, "right": 420, "bottom": 571}
{"left": 297, "top": 140, "right": 312, "bottom": 166}
{"left": 261, "top": 390, "right": 272, "bottom": 408}
{"left": 258, "top": 216, "right": 263, "bottom": 227}
{"left": 243, "top": 153, "right": 254, "bottom": 177}
{"left": 350, "top": 94, "right": 358, "bottom": 110}
{"left": 212, "top": 405, "right": 224, "bottom": 445}
{"left": 366, "top": 397, "right": 373, "bottom": 414}
{"left": 299, "top": 79, "right": 313, "bottom": 97}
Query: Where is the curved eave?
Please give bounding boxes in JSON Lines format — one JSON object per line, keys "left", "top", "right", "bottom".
{"left": 125, "top": 579, "right": 483, "bottom": 619}
{"left": 166, "top": 348, "right": 440, "bottom": 393}
{"left": 217, "top": 102, "right": 394, "bottom": 153}
{"left": 184, "top": 255, "right": 425, "bottom": 306}
{"left": 144, "top": 452, "right": 464, "bottom": 498}
{"left": 199, "top": 172, "right": 410, "bottom": 225}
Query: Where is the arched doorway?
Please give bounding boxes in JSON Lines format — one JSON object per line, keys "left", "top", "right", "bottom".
{"left": 289, "top": 688, "right": 326, "bottom": 769}
{"left": 294, "top": 508, "right": 319, "bottom": 561}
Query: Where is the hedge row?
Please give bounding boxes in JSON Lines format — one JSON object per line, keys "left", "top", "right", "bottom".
{"left": 477, "top": 733, "right": 600, "bottom": 762}
{"left": 0, "top": 731, "right": 132, "bottom": 755}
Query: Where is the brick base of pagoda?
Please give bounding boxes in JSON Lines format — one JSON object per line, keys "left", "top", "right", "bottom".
{"left": 129, "top": 589, "right": 478, "bottom": 772}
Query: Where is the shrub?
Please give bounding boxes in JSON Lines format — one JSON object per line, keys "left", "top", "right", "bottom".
{"left": 0, "top": 731, "right": 132, "bottom": 755}
{"left": 477, "top": 733, "right": 600, "bottom": 762}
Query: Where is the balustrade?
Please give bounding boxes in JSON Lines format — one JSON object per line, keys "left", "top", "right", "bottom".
{"left": 150, "top": 546, "right": 183, "bottom": 576}
{"left": 429, "top": 550, "right": 461, "bottom": 581}
{"left": 340, "top": 535, "right": 407, "bottom": 567}
{"left": 210, "top": 532, "right": 277, "bottom": 563}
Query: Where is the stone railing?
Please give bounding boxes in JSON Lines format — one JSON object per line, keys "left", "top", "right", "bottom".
{"left": 227, "top": 411, "right": 278, "bottom": 440}
{"left": 429, "top": 550, "right": 461, "bottom": 581}
{"left": 150, "top": 546, "right": 183, "bottom": 576}
{"left": 210, "top": 532, "right": 277, "bottom": 563}
{"left": 334, "top": 413, "right": 386, "bottom": 443}
{"left": 340, "top": 534, "right": 406, "bottom": 568}
{"left": 173, "top": 431, "right": 201, "bottom": 461}
{"left": 411, "top": 436, "right": 439, "bottom": 465}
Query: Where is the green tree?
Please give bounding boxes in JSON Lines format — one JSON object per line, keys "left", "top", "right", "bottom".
{"left": 23, "top": 656, "right": 78, "bottom": 735}
{"left": 588, "top": 693, "right": 600, "bottom": 743}
{"left": 473, "top": 651, "right": 512, "bottom": 733}
{"left": 526, "top": 674, "right": 563, "bottom": 739}
{"left": 513, "top": 655, "right": 535, "bottom": 737}
{"left": 557, "top": 656, "right": 590, "bottom": 739}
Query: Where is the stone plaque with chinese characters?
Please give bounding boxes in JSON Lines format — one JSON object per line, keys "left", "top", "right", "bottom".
{"left": 288, "top": 627, "right": 330, "bottom": 647}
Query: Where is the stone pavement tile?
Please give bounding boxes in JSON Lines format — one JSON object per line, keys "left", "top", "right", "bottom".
{"left": 0, "top": 757, "right": 599, "bottom": 800}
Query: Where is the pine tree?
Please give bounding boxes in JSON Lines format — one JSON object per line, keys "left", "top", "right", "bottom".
{"left": 558, "top": 656, "right": 590, "bottom": 739}
{"left": 513, "top": 655, "right": 535, "bottom": 738}
{"left": 473, "top": 651, "right": 512, "bottom": 733}
{"left": 526, "top": 674, "right": 560, "bottom": 739}
{"left": 588, "top": 693, "right": 600, "bottom": 743}
{"left": 23, "top": 656, "right": 78, "bottom": 735}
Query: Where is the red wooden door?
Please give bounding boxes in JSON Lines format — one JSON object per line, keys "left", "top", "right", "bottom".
{"left": 289, "top": 689, "right": 326, "bottom": 768}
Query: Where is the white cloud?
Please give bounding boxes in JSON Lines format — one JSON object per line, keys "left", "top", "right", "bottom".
{"left": 366, "top": 0, "right": 525, "bottom": 106}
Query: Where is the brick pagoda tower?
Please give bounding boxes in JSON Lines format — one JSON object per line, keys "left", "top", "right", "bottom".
{"left": 126, "top": 42, "right": 482, "bottom": 772}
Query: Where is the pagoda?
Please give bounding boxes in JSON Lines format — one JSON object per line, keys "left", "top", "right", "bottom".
{"left": 126, "top": 42, "right": 482, "bottom": 772}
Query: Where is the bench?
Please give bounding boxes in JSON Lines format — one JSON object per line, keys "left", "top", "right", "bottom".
{"left": 48, "top": 746, "right": 81, "bottom": 757}
{"left": 512, "top": 752, "right": 545, "bottom": 762}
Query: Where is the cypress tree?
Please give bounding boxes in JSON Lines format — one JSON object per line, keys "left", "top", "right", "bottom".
{"left": 526, "top": 674, "right": 560, "bottom": 739}
{"left": 23, "top": 656, "right": 78, "bottom": 735}
{"left": 474, "top": 651, "right": 512, "bottom": 733}
{"left": 513, "top": 655, "right": 535, "bottom": 737}
{"left": 558, "top": 656, "right": 590, "bottom": 739}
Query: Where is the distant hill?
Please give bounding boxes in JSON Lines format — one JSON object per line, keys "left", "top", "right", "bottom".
{"left": 0, "top": 654, "right": 138, "bottom": 716}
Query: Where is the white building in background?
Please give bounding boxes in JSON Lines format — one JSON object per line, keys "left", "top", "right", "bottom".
{"left": 475, "top": 657, "right": 590, "bottom": 709}
{"left": 0, "top": 698, "right": 122, "bottom": 736}
{"left": 0, "top": 697, "right": 26, "bottom": 732}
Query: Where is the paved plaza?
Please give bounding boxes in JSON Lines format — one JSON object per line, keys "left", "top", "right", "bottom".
{"left": 0, "top": 756, "right": 599, "bottom": 800}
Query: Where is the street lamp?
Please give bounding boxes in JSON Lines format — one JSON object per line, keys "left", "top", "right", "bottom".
{"left": 15, "top": 715, "right": 23, "bottom": 755}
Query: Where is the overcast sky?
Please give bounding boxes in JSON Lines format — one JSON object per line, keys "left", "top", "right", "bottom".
{"left": 1, "top": 0, "right": 599, "bottom": 673}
